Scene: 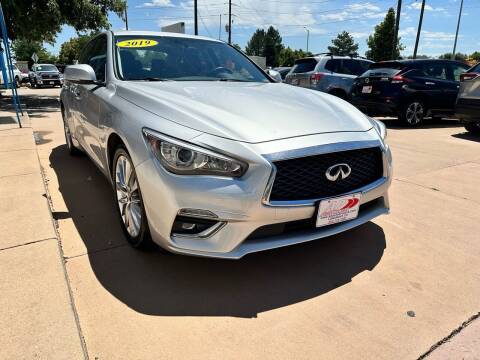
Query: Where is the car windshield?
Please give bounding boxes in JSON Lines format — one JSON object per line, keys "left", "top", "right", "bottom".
{"left": 36, "top": 65, "right": 58, "bottom": 72}
{"left": 114, "top": 36, "right": 269, "bottom": 82}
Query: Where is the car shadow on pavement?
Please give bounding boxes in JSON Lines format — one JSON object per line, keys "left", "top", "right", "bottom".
{"left": 378, "top": 117, "right": 462, "bottom": 129}
{"left": 451, "top": 132, "right": 480, "bottom": 143}
{"left": 50, "top": 145, "right": 386, "bottom": 318}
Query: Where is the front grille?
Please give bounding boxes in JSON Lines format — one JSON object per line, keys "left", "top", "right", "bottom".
{"left": 41, "top": 74, "right": 59, "bottom": 79}
{"left": 269, "top": 147, "right": 383, "bottom": 202}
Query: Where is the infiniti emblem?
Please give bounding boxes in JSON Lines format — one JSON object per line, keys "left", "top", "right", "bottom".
{"left": 326, "top": 163, "right": 352, "bottom": 181}
{"left": 365, "top": 78, "right": 370, "bottom": 84}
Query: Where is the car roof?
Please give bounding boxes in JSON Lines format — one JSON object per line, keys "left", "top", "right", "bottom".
{"left": 111, "top": 30, "right": 222, "bottom": 43}
{"left": 376, "top": 59, "right": 466, "bottom": 65}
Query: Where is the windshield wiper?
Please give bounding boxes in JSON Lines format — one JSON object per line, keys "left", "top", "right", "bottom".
{"left": 216, "top": 78, "right": 253, "bottom": 82}
{"left": 129, "top": 77, "right": 173, "bottom": 82}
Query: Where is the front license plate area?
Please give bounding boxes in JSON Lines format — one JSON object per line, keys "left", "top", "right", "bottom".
{"left": 316, "top": 193, "right": 362, "bottom": 227}
{"left": 362, "top": 85, "right": 373, "bottom": 94}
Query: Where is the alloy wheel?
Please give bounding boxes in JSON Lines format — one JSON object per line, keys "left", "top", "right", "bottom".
{"left": 405, "top": 102, "right": 424, "bottom": 125}
{"left": 115, "top": 155, "right": 142, "bottom": 238}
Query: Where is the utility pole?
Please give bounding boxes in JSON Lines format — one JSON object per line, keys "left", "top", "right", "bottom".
{"left": 304, "top": 27, "right": 310, "bottom": 53}
{"left": 451, "top": 0, "right": 464, "bottom": 60}
{"left": 218, "top": 15, "right": 222, "bottom": 40}
{"left": 124, "top": 1, "right": 129, "bottom": 30}
{"left": 392, "top": 0, "right": 402, "bottom": 59}
{"left": 413, "top": 0, "right": 426, "bottom": 59}
{"left": 194, "top": 0, "right": 198, "bottom": 35}
{"left": 228, "top": 0, "right": 232, "bottom": 44}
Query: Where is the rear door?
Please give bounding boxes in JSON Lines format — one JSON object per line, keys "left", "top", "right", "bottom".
{"left": 444, "top": 62, "right": 470, "bottom": 109}
{"left": 421, "top": 61, "right": 456, "bottom": 111}
{"left": 285, "top": 58, "right": 318, "bottom": 87}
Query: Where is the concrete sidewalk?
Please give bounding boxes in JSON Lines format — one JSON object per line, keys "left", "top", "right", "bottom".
{"left": 0, "top": 110, "right": 85, "bottom": 359}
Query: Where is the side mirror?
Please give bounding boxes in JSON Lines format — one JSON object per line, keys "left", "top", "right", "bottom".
{"left": 266, "top": 69, "right": 282, "bottom": 82}
{"left": 64, "top": 64, "right": 97, "bottom": 84}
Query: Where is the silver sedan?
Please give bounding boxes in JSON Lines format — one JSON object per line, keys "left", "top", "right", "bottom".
{"left": 60, "top": 31, "right": 392, "bottom": 259}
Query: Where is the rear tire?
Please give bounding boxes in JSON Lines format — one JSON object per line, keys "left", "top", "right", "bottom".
{"left": 112, "top": 146, "right": 156, "bottom": 250}
{"left": 399, "top": 100, "right": 425, "bottom": 126}
{"left": 465, "top": 122, "right": 480, "bottom": 134}
{"left": 62, "top": 108, "right": 82, "bottom": 156}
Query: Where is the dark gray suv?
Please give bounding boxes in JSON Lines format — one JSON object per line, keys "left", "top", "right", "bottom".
{"left": 285, "top": 54, "right": 372, "bottom": 100}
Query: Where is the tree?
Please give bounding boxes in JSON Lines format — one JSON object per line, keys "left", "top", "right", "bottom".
{"left": 439, "top": 53, "right": 468, "bottom": 61}
{"left": 2, "top": 1, "right": 126, "bottom": 43}
{"left": 328, "top": 31, "right": 359, "bottom": 56}
{"left": 232, "top": 43, "right": 242, "bottom": 52}
{"left": 245, "top": 26, "right": 284, "bottom": 67}
{"left": 58, "top": 33, "right": 97, "bottom": 64}
{"left": 264, "top": 26, "right": 284, "bottom": 67}
{"left": 366, "top": 8, "right": 403, "bottom": 62}
{"left": 470, "top": 52, "right": 480, "bottom": 62}
{"left": 245, "top": 29, "right": 266, "bottom": 57}
{"left": 12, "top": 39, "right": 58, "bottom": 67}
{"left": 279, "top": 47, "right": 312, "bottom": 67}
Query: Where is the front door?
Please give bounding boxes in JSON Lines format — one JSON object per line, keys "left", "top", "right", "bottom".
{"left": 75, "top": 35, "right": 109, "bottom": 168}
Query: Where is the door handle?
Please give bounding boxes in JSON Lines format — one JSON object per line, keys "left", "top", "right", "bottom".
{"left": 425, "top": 82, "right": 436, "bottom": 85}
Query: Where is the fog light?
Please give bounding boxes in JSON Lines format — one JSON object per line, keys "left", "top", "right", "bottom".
{"left": 171, "top": 216, "right": 225, "bottom": 238}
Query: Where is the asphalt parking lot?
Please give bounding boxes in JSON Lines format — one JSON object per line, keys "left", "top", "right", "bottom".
{"left": 16, "top": 87, "right": 480, "bottom": 358}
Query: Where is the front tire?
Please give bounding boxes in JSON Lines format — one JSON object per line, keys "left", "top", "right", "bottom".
{"left": 400, "top": 100, "right": 425, "bottom": 126}
{"left": 465, "top": 122, "right": 480, "bottom": 134}
{"left": 62, "top": 108, "right": 82, "bottom": 156}
{"left": 112, "top": 146, "right": 156, "bottom": 250}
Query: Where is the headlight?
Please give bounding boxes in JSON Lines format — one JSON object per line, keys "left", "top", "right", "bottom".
{"left": 369, "top": 117, "right": 387, "bottom": 140}
{"left": 143, "top": 129, "right": 248, "bottom": 177}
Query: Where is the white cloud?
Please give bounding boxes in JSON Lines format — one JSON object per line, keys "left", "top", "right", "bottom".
{"left": 137, "top": 0, "right": 174, "bottom": 8}
{"left": 399, "top": 27, "right": 457, "bottom": 42}
{"left": 408, "top": 2, "right": 446, "bottom": 12}
{"left": 345, "top": 2, "right": 381, "bottom": 12}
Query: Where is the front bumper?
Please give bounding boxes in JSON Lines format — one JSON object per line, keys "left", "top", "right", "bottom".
{"left": 136, "top": 130, "right": 392, "bottom": 259}
{"left": 456, "top": 98, "right": 480, "bottom": 123}
{"left": 351, "top": 97, "right": 398, "bottom": 116}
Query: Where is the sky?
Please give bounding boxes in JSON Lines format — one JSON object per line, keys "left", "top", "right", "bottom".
{"left": 45, "top": 0, "right": 480, "bottom": 58}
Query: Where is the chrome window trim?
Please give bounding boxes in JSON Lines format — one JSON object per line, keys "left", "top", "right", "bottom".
{"left": 261, "top": 140, "right": 386, "bottom": 207}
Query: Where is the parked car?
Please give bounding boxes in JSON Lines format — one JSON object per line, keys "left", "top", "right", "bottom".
{"left": 0, "top": 64, "right": 24, "bottom": 88}
{"left": 456, "top": 63, "right": 480, "bottom": 134}
{"left": 29, "top": 64, "right": 64, "bottom": 88}
{"left": 273, "top": 66, "right": 292, "bottom": 81}
{"left": 351, "top": 59, "right": 470, "bottom": 126}
{"left": 284, "top": 54, "right": 373, "bottom": 99}
{"left": 61, "top": 31, "right": 391, "bottom": 259}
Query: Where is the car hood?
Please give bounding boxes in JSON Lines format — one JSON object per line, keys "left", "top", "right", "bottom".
{"left": 116, "top": 81, "right": 372, "bottom": 143}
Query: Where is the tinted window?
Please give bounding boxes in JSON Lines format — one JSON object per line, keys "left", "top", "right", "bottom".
{"left": 423, "top": 62, "right": 448, "bottom": 80}
{"left": 369, "top": 61, "right": 405, "bottom": 70}
{"left": 325, "top": 59, "right": 341, "bottom": 72}
{"left": 114, "top": 36, "right": 269, "bottom": 82}
{"left": 291, "top": 58, "right": 318, "bottom": 73}
{"left": 361, "top": 68, "right": 402, "bottom": 77}
{"left": 340, "top": 59, "right": 372, "bottom": 76}
{"left": 470, "top": 63, "right": 480, "bottom": 73}
{"left": 79, "top": 36, "right": 107, "bottom": 82}
{"left": 35, "top": 65, "right": 58, "bottom": 72}
{"left": 449, "top": 63, "right": 469, "bottom": 81}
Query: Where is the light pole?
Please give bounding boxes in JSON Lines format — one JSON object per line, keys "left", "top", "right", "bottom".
{"left": 451, "top": 0, "right": 464, "bottom": 60}
{"left": 413, "top": 0, "right": 426, "bottom": 59}
{"left": 304, "top": 27, "right": 310, "bottom": 53}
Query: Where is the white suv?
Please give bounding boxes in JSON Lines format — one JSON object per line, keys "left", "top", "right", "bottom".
{"left": 456, "top": 63, "right": 480, "bottom": 134}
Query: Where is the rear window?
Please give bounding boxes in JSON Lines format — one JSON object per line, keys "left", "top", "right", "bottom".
{"left": 291, "top": 58, "right": 318, "bottom": 73}
{"left": 361, "top": 68, "right": 402, "bottom": 77}
{"left": 341, "top": 59, "right": 372, "bottom": 76}
{"left": 469, "top": 63, "right": 480, "bottom": 73}
{"left": 369, "top": 61, "right": 405, "bottom": 70}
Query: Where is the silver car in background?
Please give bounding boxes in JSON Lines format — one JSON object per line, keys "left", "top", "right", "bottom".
{"left": 61, "top": 31, "right": 392, "bottom": 259}
{"left": 456, "top": 62, "right": 480, "bottom": 134}
{"left": 285, "top": 54, "right": 372, "bottom": 100}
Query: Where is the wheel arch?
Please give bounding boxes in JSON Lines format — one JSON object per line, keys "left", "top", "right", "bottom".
{"left": 107, "top": 132, "right": 127, "bottom": 176}
{"left": 328, "top": 88, "right": 348, "bottom": 100}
